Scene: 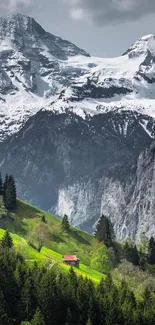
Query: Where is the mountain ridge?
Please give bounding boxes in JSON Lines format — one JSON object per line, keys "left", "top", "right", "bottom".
{"left": 0, "top": 13, "right": 155, "bottom": 140}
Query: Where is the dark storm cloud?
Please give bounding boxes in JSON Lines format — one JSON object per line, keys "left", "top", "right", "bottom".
{"left": 1, "top": 0, "right": 154, "bottom": 25}
{"left": 67, "top": 0, "right": 155, "bottom": 24}
{"left": 0, "top": 0, "right": 34, "bottom": 13}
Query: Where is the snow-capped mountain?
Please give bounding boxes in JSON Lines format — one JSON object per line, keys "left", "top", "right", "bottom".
{"left": 1, "top": 14, "right": 155, "bottom": 241}
{"left": 0, "top": 14, "right": 155, "bottom": 140}
{"left": 0, "top": 13, "right": 89, "bottom": 139}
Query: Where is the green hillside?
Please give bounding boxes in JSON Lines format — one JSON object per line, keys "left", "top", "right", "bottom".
{"left": 0, "top": 197, "right": 112, "bottom": 282}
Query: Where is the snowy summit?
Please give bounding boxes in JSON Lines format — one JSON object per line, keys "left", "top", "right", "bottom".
{"left": 0, "top": 13, "right": 155, "bottom": 139}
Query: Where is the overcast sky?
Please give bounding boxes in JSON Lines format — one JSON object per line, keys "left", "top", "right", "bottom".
{"left": 0, "top": 0, "right": 155, "bottom": 57}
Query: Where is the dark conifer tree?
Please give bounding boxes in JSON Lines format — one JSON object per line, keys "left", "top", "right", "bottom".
{"left": 65, "top": 308, "right": 72, "bottom": 325}
{"left": 132, "top": 245, "right": 140, "bottom": 266}
{"left": 94, "top": 214, "right": 113, "bottom": 246}
{"left": 104, "top": 273, "right": 113, "bottom": 292}
{"left": 0, "top": 289, "right": 8, "bottom": 325}
{"left": 0, "top": 244, "right": 19, "bottom": 321}
{"left": 21, "top": 276, "right": 37, "bottom": 322}
{"left": 62, "top": 214, "right": 70, "bottom": 231}
{"left": 123, "top": 242, "right": 140, "bottom": 266}
{"left": 0, "top": 173, "right": 3, "bottom": 195}
{"left": 5, "top": 185, "right": 13, "bottom": 210}
{"left": 41, "top": 216, "right": 47, "bottom": 223}
{"left": 86, "top": 318, "right": 93, "bottom": 325}
{"left": 148, "top": 237, "right": 155, "bottom": 265}
{"left": 14, "top": 260, "right": 27, "bottom": 290}
{"left": 69, "top": 267, "right": 77, "bottom": 283}
{"left": 3, "top": 174, "right": 8, "bottom": 205}
{"left": 1, "top": 231, "right": 13, "bottom": 249}
{"left": 143, "top": 287, "right": 152, "bottom": 307}
{"left": 4, "top": 175, "right": 16, "bottom": 210}
{"left": 31, "top": 308, "right": 46, "bottom": 325}
{"left": 38, "top": 270, "right": 61, "bottom": 325}
{"left": 119, "top": 280, "right": 128, "bottom": 305}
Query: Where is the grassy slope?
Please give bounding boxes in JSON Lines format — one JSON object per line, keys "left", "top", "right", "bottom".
{"left": 0, "top": 198, "right": 111, "bottom": 283}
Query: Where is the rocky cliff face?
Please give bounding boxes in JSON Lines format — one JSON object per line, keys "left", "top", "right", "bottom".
{"left": 122, "top": 141, "right": 155, "bottom": 242}
{"left": 0, "top": 108, "right": 154, "bottom": 242}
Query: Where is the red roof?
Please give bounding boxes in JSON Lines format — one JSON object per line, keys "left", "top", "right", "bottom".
{"left": 63, "top": 255, "right": 78, "bottom": 261}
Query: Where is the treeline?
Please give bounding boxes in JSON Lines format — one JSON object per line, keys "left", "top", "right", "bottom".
{"left": 123, "top": 236, "right": 155, "bottom": 270}
{"left": 0, "top": 231, "right": 155, "bottom": 325}
{"left": 0, "top": 173, "right": 16, "bottom": 210}
{"left": 94, "top": 214, "right": 155, "bottom": 271}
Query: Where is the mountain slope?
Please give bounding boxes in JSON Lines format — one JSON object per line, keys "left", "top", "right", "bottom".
{"left": 0, "top": 109, "right": 154, "bottom": 241}
{"left": 0, "top": 15, "right": 155, "bottom": 140}
{"left": 0, "top": 196, "right": 109, "bottom": 281}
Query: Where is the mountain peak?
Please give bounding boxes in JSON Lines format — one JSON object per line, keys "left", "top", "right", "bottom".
{"left": 140, "top": 34, "right": 154, "bottom": 41}
{"left": 0, "top": 13, "right": 45, "bottom": 45}
{"left": 1, "top": 13, "right": 33, "bottom": 21}
{"left": 0, "top": 13, "right": 47, "bottom": 34}
{"left": 123, "top": 34, "right": 155, "bottom": 58}
{"left": 0, "top": 13, "right": 90, "bottom": 59}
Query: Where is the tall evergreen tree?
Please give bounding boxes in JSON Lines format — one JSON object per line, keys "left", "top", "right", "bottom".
{"left": 3, "top": 174, "right": 8, "bottom": 204}
{"left": 0, "top": 288, "right": 8, "bottom": 325}
{"left": 148, "top": 237, "right": 155, "bottom": 265}
{"left": 65, "top": 308, "right": 72, "bottom": 325}
{"left": 104, "top": 273, "right": 113, "bottom": 292}
{"left": 0, "top": 173, "right": 3, "bottom": 195}
{"left": 21, "top": 276, "right": 37, "bottom": 321}
{"left": 1, "top": 231, "right": 13, "bottom": 249}
{"left": 86, "top": 318, "right": 93, "bottom": 325}
{"left": 31, "top": 308, "right": 46, "bottom": 325}
{"left": 132, "top": 245, "right": 140, "bottom": 266}
{"left": 123, "top": 242, "right": 139, "bottom": 266}
{"left": 94, "top": 214, "right": 113, "bottom": 247}
{"left": 0, "top": 245, "right": 19, "bottom": 321}
{"left": 62, "top": 215, "right": 70, "bottom": 231}
{"left": 4, "top": 175, "right": 16, "bottom": 210}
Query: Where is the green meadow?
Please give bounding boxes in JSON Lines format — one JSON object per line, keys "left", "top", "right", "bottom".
{"left": 0, "top": 198, "right": 110, "bottom": 283}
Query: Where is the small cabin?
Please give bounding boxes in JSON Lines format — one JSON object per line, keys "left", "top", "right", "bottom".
{"left": 63, "top": 255, "right": 80, "bottom": 268}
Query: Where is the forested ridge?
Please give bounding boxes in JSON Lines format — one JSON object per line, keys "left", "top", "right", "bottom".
{"left": 0, "top": 175, "right": 155, "bottom": 324}
{"left": 0, "top": 231, "right": 154, "bottom": 325}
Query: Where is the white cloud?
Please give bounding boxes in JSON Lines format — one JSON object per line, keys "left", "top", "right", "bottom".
{"left": 70, "top": 8, "right": 85, "bottom": 20}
